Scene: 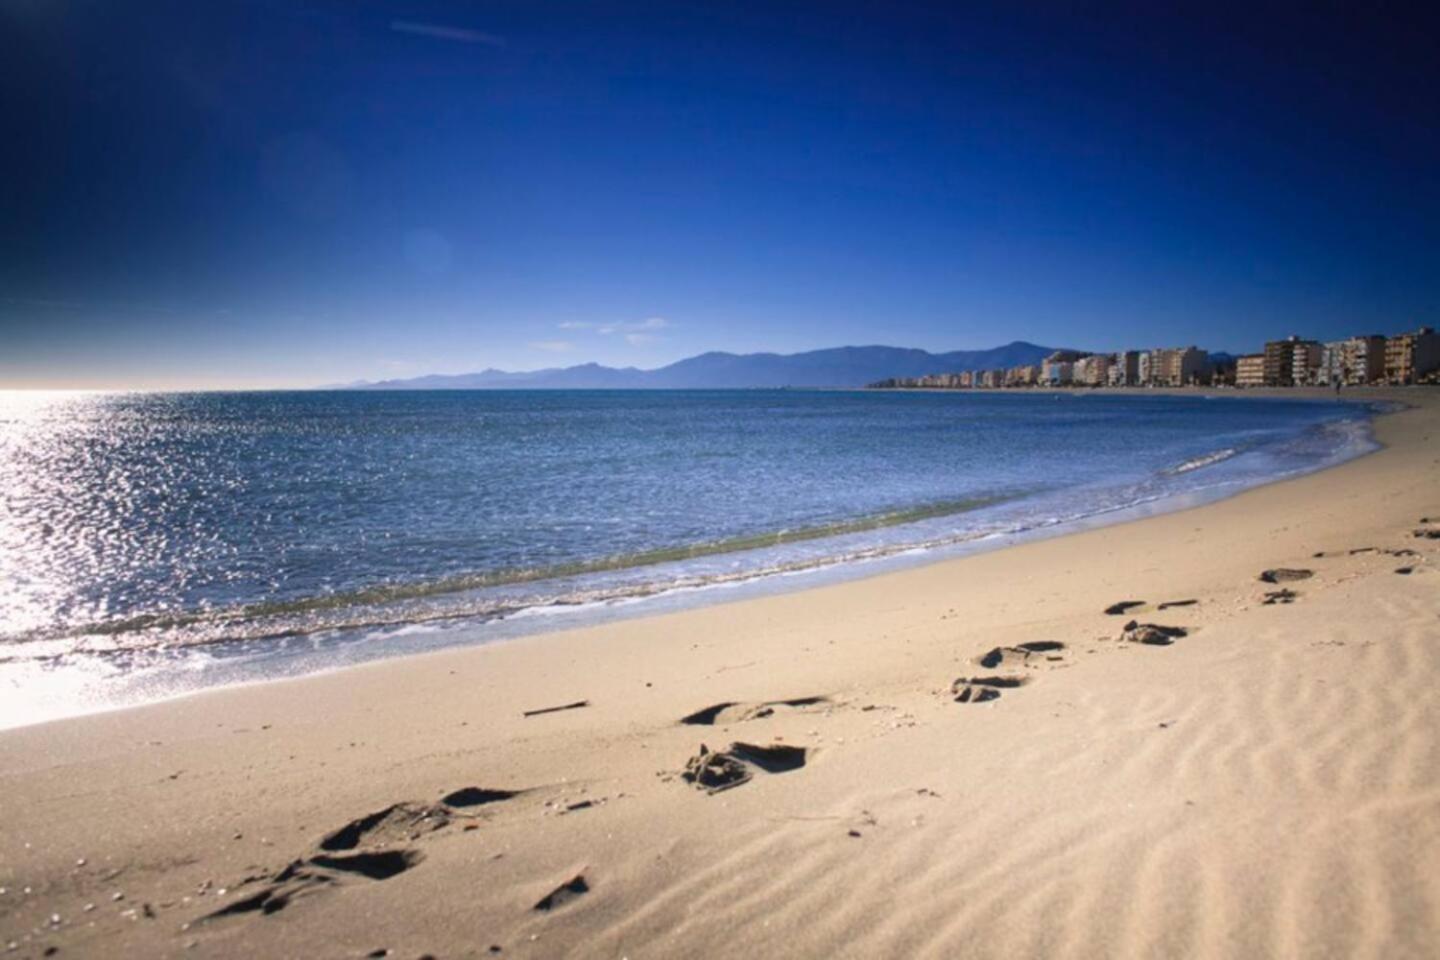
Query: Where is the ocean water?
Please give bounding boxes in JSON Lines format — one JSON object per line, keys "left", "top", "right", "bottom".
{"left": 0, "top": 389, "right": 1377, "bottom": 727}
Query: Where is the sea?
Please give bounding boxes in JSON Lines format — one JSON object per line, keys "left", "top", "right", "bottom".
{"left": 0, "top": 389, "right": 1380, "bottom": 728}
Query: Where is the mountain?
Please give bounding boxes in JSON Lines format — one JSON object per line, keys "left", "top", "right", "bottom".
{"left": 345, "top": 342, "right": 1062, "bottom": 390}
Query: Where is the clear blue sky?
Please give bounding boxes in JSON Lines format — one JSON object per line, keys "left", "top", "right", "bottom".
{"left": 2, "top": 2, "right": 1437, "bottom": 388}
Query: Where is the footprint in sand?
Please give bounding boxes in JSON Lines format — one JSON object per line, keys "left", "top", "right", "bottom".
{"left": 1263, "top": 588, "right": 1299, "bottom": 605}
{"left": 679, "top": 696, "right": 830, "bottom": 726}
{"left": 974, "top": 641, "right": 1065, "bottom": 670}
{"left": 1119, "top": 621, "right": 1189, "bottom": 645}
{"left": 950, "top": 675, "right": 1029, "bottom": 703}
{"left": 1259, "top": 568, "right": 1313, "bottom": 584}
{"left": 680, "top": 742, "right": 809, "bottom": 793}
{"left": 1104, "top": 600, "right": 1146, "bottom": 616}
{"left": 319, "top": 803, "right": 451, "bottom": 852}
{"left": 206, "top": 786, "right": 522, "bottom": 922}
{"left": 204, "top": 850, "right": 425, "bottom": 919}
{"left": 534, "top": 874, "right": 589, "bottom": 912}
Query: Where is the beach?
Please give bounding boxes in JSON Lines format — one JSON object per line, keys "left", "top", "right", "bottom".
{"left": 2, "top": 388, "right": 1437, "bottom": 959}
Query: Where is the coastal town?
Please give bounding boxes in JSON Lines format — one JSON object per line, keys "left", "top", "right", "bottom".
{"left": 869, "top": 326, "right": 1440, "bottom": 390}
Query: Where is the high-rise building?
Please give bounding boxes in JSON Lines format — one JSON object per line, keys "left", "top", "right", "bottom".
{"left": 1346, "top": 335, "right": 1387, "bottom": 384}
{"left": 1263, "top": 336, "right": 1303, "bottom": 386}
{"left": 1114, "top": 351, "right": 1141, "bottom": 387}
{"left": 1385, "top": 327, "right": 1439, "bottom": 384}
{"left": 1289, "top": 340, "right": 1323, "bottom": 385}
{"left": 1041, "top": 351, "right": 1081, "bottom": 385}
{"left": 1317, "top": 341, "right": 1346, "bottom": 385}
{"left": 1236, "top": 354, "right": 1266, "bottom": 387}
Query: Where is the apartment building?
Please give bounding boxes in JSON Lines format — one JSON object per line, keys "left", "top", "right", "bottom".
{"left": 1289, "top": 340, "right": 1323, "bottom": 385}
{"left": 1263, "top": 337, "right": 1303, "bottom": 386}
{"left": 1113, "top": 350, "right": 1141, "bottom": 387}
{"left": 1319, "top": 335, "right": 1387, "bottom": 385}
{"left": 1072, "top": 354, "right": 1109, "bottom": 386}
{"left": 1236, "top": 354, "right": 1266, "bottom": 387}
{"left": 1385, "top": 327, "right": 1440, "bottom": 384}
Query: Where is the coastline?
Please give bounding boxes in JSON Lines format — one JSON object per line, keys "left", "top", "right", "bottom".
{"left": 2, "top": 389, "right": 1438, "bottom": 958}
{"left": 0, "top": 390, "right": 1381, "bottom": 731}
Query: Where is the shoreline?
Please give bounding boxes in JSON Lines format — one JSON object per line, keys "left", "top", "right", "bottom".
{"left": 2, "top": 389, "right": 1437, "bottom": 958}
{"left": 0, "top": 393, "right": 1382, "bottom": 732}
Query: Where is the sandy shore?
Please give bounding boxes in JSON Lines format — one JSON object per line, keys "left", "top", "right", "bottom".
{"left": 3, "top": 390, "right": 1438, "bottom": 959}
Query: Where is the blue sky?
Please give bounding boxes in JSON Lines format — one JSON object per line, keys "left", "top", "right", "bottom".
{"left": 2, "top": 1, "right": 1438, "bottom": 388}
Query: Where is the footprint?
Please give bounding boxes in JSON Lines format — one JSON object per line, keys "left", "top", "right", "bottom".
{"left": 1104, "top": 600, "right": 1146, "bottom": 616}
{"left": 1396, "top": 567, "right": 1415, "bottom": 575}
{"left": 309, "top": 850, "right": 422, "bottom": 881}
{"left": 975, "top": 641, "right": 1065, "bottom": 669}
{"left": 1259, "top": 568, "right": 1313, "bottom": 584}
{"left": 441, "top": 787, "right": 520, "bottom": 808}
{"left": 320, "top": 786, "right": 522, "bottom": 852}
{"left": 319, "top": 804, "right": 450, "bottom": 852}
{"left": 680, "top": 741, "right": 808, "bottom": 793}
{"left": 1157, "top": 599, "right": 1198, "bottom": 610}
{"left": 1414, "top": 529, "right": 1440, "bottom": 540}
{"left": 1120, "top": 621, "right": 1188, "bottom": 646}
{"left": 679, "top": 696, "right": 829, "bottom": 726}
{"left": 534, "top": 874, "right": 589, "bottom": 912}
{"left": 204, "top": 851, "right": 423, "bottom": 920}
{"left": 205, "top": 787, "right": 521, "bottom": 924}
{"left": 729, "top": 742, "right": 808, "bottom": 773}
{"left": 1262, "top": 589, "right": 1299, "bottom": 605}
{"left": 950, "top": 675, "right": 1028, "bottom": 703}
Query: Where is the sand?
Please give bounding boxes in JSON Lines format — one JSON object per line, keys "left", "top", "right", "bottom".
{"left": 2, "top": 389, "right": 1438, "bottom": 959}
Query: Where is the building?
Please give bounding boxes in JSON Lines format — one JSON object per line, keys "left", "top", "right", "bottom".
{"left": 1008, "top": 364, "right": 1040, "bottom": 387}
{"left": 1144, "top": 346, "right": 1206, "bottom": 386}
{"left": 1320, "top": 335, "right": 1387, "bottom": 385}
{"left": 1041, "top": 351, "right": 1083, "bottom": 386}
{"left": 1112, "top": 350, "right": 1141, "bottom": 387}
{"left": 1137, "top": 351, "right": 1153, "bottom": 386}
{"left": 1385, "top": 327, "right": 1440, "bottom": 384}
{"left": 1317, "top": 341, "right": 1346, "bottom": 385}
{"left": 1289, "top": 340, "right": 1323, "bottom": 386}
{"left": 1043, "top": 360, "right": 1074, "bottom": 386}
{"left": 1073, "top": 354, "right": 1109, "bottom": 386}
{"left": 1263, "top": 336, "right": 1304, "bottom": 386}
{"left": 1235, "top": 354, "right": 1266, "bottom": 388}
{"left": 1348, "top": 335, "right": 1387, "bottom": 384}
{"left": 1106, "top": 355, "right": 1127, "bottom": 386}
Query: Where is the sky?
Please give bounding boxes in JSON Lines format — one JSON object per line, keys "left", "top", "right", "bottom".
{"left": 2, "top": 1, "right": 1438, "bottom": 389}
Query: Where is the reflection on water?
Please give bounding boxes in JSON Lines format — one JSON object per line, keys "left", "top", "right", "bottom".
{"left": 0, "top": 389, "right": 1376, "bottom": 728}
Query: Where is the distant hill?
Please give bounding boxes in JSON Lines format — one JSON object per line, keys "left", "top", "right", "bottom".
{"left": 345, "top": 342, "right": 1063, "bottom": 390}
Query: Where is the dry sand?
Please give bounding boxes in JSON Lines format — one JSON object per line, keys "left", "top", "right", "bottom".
{"left": 2, "top": 390, "right": 1438, "bottom": 959}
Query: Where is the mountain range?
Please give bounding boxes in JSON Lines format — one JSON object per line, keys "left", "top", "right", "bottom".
{"left": 342, "top": 342, "right": 1066, "bottom": 390}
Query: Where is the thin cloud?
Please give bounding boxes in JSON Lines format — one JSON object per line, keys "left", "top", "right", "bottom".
{"left": 528, "top": 340, "right": 575, "bottom": 353}
{"left": 625, "top": 332, "right": 658, "bottom": 345}
{"left": 389, "top": 20, "right": 506, "bottom": 47}
{"left": 557, "top": 316, "right": 670, "bottom": 338}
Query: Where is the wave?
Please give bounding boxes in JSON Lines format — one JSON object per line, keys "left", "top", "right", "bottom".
{"left": 1166, "top": 447, "right": 1240, "bottom": 474}
{"left": 0, "top": 493, "right": 1020, "bottom": 660}
{"left": 0, "top": 409, "right": 1381, "bottom": 673}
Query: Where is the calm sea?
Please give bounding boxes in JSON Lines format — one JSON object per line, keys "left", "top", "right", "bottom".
{"left": 0, "top": 389, "right": 1375, "bottom": 726}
